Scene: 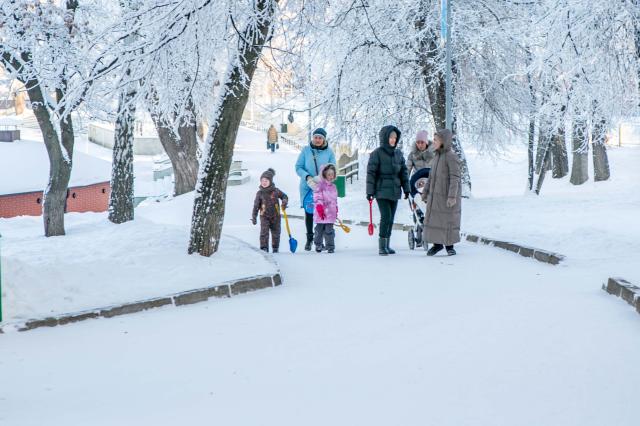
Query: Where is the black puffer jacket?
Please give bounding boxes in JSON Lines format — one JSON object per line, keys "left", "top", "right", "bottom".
{"left": 366, "top": 125, "right": 410, "bottom": 200}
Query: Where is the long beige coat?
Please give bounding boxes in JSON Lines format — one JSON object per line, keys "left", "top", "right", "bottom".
{"left": 267, "top": 125, "right": 278, "bottom": 143}
{"left": 422, "top": 129, "right": 461, "bottom": 246}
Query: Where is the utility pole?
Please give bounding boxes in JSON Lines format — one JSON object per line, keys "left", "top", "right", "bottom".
{"left": 444, "top": 0, "right": 453, "bottom": 130}
{"left": 307, "top": 63, "right": 313, "bottom": 143}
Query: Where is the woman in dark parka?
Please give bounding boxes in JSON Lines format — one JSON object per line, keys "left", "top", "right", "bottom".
{"left": 366, "top": 125, "right": 411, "bottom": 256}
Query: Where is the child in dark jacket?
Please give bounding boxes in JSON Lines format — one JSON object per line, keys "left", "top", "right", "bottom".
{"left": 251, "top": 168, "right": 288, "bottom": 253}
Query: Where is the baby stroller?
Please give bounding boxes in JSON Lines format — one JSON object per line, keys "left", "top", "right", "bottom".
{"left": 407, "top": 167, "right": 430, "bottom": 250}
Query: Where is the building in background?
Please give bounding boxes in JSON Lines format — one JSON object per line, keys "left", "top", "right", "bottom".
{"left": 0, "top": 140, "right": 111, "bottom": 218}
{"left": 0, "top": 68, "right": 26, "bottom": 116}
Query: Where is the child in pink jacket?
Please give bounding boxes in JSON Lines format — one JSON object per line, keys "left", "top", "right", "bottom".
{"left": 313, "top": 164, "right": 338, "bottom": 253}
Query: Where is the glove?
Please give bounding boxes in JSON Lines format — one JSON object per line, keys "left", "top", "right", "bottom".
{"left": 316, "top": 204, "right": 326, "bottom": 220}
{"left": 366, "top": 194, "right": 374, "bottom": 201}
{"left": 446, "top": 198, "right": 456, "bottom": 208}
{"left": 404, "top": 192, "right": 410, "bottom": 199}
{"left": 281, "top": 200, "right": 288, "bottom": 210}
{"left": 251, "top": 217, "right": 257, "bottom": 225}
{"left": 306, "top": 176, "right": 317, "bottom": 190}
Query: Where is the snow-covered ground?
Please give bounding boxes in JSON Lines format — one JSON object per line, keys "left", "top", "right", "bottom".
{"left": 0, "top": 201, "right": 276, "bottom": 322}
{"left": 463, "top": 145, "right": 640, "bottom": 283}
{"left": 0, "top": 127, "right": 639, "bottom": 425}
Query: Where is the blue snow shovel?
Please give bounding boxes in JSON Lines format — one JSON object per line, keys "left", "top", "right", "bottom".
{"left": 281, "top": 207, "right": 297, "bottom": 253}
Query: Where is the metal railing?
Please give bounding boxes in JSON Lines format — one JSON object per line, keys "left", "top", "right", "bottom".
{"left": 279, "top": 135, "right": 303, "bottom": 151}
{"left": 338, "top": 160, "right": 359, "bottom": 183}
{"left": 337, "top": 151, "right": 359, "bottom": 183}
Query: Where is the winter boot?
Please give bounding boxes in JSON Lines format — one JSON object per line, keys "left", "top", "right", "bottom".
{"left": 446, "top": 245, "right": 456, "bottom": 256}
{"left": 304, "top": 234, "right": 313, "bottom": 251}
{"left": 272, "top": 247, "right": 279, "bottom": 253}
{"left": 426, "top": 244, "right": 444, "bottom": 256}
{"left": 261, "top": 247, "right": 269, "bottom": 253}
{"left": 386, "top": 238, "right": 396, "bottom": 254}
{"left": 379, "top": 238, "right": 389, "bottom": 256}
{"left": 327, "top": 248, "right": 335, "bottom": 254}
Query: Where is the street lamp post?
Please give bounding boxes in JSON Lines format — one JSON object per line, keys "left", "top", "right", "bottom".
{"left": 444, "top": 0, "right": 453, "bottom": 131}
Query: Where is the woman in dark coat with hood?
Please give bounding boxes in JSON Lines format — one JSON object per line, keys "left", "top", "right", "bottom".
{"left": 366, "top": 125, "right": 411, "bottom": 256}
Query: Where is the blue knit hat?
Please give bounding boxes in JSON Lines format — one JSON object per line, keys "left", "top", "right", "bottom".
{"left": 312, "top": 127, "right": 327, "bottom": 139}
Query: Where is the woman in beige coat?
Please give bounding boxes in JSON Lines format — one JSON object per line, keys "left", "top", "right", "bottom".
{"left": 421, "top": 129, "right": 461, "bottom": 256}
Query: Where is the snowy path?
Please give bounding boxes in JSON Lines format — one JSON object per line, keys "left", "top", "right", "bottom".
{"left": 1, "top": 129, "right": 639, "bottom": 426}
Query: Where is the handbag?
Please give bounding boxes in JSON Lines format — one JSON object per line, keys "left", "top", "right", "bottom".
{"left": 303, "top": 189, "right": 314, "bottom": 214}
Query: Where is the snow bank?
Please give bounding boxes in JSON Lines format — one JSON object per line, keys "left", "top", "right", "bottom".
{"left": 0, "top": 193, "right": 276, "bottom": 322}
{"left": 462, "top": 145, "right": 640, "bottom": 282}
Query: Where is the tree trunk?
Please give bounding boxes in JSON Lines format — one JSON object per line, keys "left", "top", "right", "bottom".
{"left": 1, "top": 2, "right": 78, "bottom": 237}
{"left": 526, "top": 66, "right": 536, "bottom": 191}
{"left": 415, "top": 5, "right": 471, "bottom": 195}
{"left": 569, "top": 118, "right": 589, "bottom": 185}
{"left": 151, "top": 100, "right": 200, "bottom": 196}
{"left": 533, "top": 118, "right": 552, "bottom": 194}
{"left": 188, "top": 0, "right": 277, "bottom": 256}
{"left": 108, "top": 88, "right": 136, "bottom": 223}
{"left": 592, "top": 116, "right": 611, "bottom": 182}
{"left": 26, "top": 82, "right": 73, "bottom": 236}
{"left": 527, "top": 117, "right": 535, "bottom": 191}
{"left": 633, "top": 0, "right": 640, "bottom": 102}
{"left": 450, "top": 134, "right": 472, "bottom": 196}
{"left": 550, "top": 125, "right": 569, "bottom": 179}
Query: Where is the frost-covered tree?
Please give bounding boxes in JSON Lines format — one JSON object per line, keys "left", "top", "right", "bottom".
{"left": 0, "top": 0, "right": 116, "bottom": 236}
{"left": 108, "top": 0, "right": 140, "bottom": 224}
{"left": 188, "top": 0, "right": 279, "bottom": 256}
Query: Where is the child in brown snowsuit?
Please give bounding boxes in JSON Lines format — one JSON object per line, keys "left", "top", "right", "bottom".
{"left": 251, "top": 168, "right": 288, "bottom": 253}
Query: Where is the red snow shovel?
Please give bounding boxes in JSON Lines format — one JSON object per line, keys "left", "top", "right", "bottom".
{"left": 368, "top": 199, "right": 374, "bottom": 236}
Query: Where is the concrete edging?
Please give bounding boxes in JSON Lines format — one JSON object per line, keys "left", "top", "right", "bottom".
{"left": 287, "top": 213, "right": 564, "bottom": 265}
{"left": 0, "top": 237, "right": 282, "bottom": 334}
{"left": 603, "top": 277, "right": 640, "bottom": 315}
{"left": 460, "top": 232, "right": 565, "bottom": 266}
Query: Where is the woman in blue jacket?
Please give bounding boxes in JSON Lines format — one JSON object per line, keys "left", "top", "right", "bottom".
{"left": 295, "top": 128, "right": 336, "bottom": 251}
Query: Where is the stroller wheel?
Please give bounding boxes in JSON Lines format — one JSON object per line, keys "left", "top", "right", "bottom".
{"left": 408, "top": 229, "right": 416, "bottom": 250}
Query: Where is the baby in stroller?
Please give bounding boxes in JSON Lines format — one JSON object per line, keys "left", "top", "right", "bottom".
{"left": 407, "top": 167, "right": 430, "bottom": 249}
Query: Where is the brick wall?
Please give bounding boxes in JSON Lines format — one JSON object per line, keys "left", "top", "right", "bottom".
{"left": 65, "top": 182, "right": 111, "bottom": 214}
{"left": 0, "top": 181, "right": 111, "bottom": 218}
{"left": 0, "top": 190, "right": 43, "bottom": 218}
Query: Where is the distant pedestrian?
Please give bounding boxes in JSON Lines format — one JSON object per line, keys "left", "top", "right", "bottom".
{"left": 422, "top": 129, "right": 461, "bottom": 256}
{"left": 267, "top": 124, "right": 278, "bottom": 153}
{"left": 313, "top": 164, "right": 339, "bottom": 253}
{"left": 295, "top": 127, "right": 336, "bottom": 251}
{"left": 406, "top": 130, "right": 434, "bottom": 176}
{"left": 366, "top": 125, "right": 410, "bottom": 256}
{"left": 251, "top": 168, "right": 288, "bottom": 253}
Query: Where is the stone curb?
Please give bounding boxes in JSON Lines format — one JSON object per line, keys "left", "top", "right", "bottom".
{"left": 460, "top": 232, "right": 565, "bottom": 266}
{"left": 0, "top": 273, "right": 282, "bottom": 334}
{"left": 0, "top": 236, "right": 282, "bottom": 334}
{"left": 603, "top": 277, "right": 640, "bottom": 315}
{"left": 287, "top": 213, "right": 564, "bottom": 265}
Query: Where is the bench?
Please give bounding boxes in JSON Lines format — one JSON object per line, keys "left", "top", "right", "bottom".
{"left": 152, "top": 155, "right": 173, "bottom": 181}
{"left": 228, "top": 160, "right": 250, "bottom": 186}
